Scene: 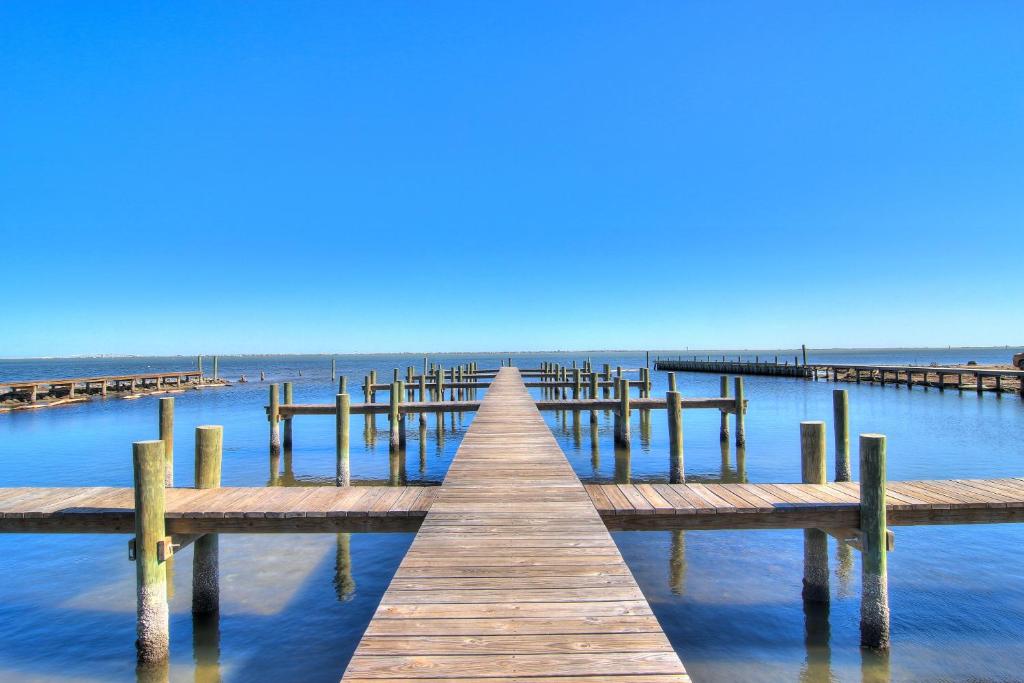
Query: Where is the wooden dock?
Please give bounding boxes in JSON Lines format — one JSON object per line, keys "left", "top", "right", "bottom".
{"left": 4, "top": 366, "right": 1024, "bottom": 672}
{"left": 0, "top": 486, "right": 437, "bottom": 534}
{"left": 342, "top": 367, "right": 690, "bottom": 682}
{"left": 589, "top": 480, "right": 1024, "bottom": 529}
{"left": 0, "top": 370, "right": 208, "bottom": 406}
{"left": 655, "top": 357, "right": 1024, "bottom": 397}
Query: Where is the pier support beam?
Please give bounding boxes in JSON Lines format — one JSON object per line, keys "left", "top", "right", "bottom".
{"left": 801, "top": 421, "right": 829, "bottom": 603}
{"left": 133, "top": 440, "right": 169, "bottom": 664}
{"left": 860, "top": 434, "right": 890, "bottom": 649}
{"left": 193, "top": 426, "right": 222, "bottom": 616}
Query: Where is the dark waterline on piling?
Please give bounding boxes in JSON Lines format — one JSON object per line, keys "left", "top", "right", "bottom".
{"left": 0, "top": 350, "right": 1022, "bottom": 681}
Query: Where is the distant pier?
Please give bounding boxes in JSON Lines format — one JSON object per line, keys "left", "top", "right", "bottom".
{"left": 655, "top": 356, "right": 1024, "bottom": 397}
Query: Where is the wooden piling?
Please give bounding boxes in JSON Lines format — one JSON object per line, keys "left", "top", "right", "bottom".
{"left": 602, "top": 364, "right": 611, "bottom": 399}
{"left": 735, "top": 377, "right": 746, "bottom": 447}
{"left": 860, "top": 434, "right": 890, "bottom": 650}
{"left": 419, "top": 373, "right": 428, "bottom": 427}
{"left": 573, "top": 368, "right": 581, "bottom": 400}
{"left": 802, "top": 344, "right": 808, "bottom": 366}
{"left": 833, "top": 390, "right": 850, "bottom": 482}
{"left": 283, "top": 382, "right": 293, "bottom": 451}
{"left": 197, "top": 355, "right": 203, "bottom": 377}
{"left": 398, "top": 380, "right": 407, "bottom": 449}
{"left": 212, "top": 356, "right": 218, "bottom": 381}
{"left": 801, "top": 421, "right": 829, "bottom": 603}
{"left": 719, "top": 376, "right": 729, "bottom": 442}
{"left": 193, "top": 425, "right": 222, "bottom": 615}
{"left": 158, "top": 398, "right": 174, "bottom": 487}
{"left": 268, "top": 384, "right": 280, "bottom": 458}
{"left": 132, "top": 440, "right": 169, "bottom": 664}
{"left": 615, "top": 377, "right": 631, "bottom": 446}
{"left": 389, "top": 381, "right": 401, "bottom": 451}
{"left": 337, "top": 393, "right": 350, "bottom": 486}
{"left": 667, "top": 390, "right": 684, "bottom": 484}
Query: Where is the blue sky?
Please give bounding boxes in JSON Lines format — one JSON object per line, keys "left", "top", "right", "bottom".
{"left": 2, "top": 2, "right": 1021, "bottom": 357}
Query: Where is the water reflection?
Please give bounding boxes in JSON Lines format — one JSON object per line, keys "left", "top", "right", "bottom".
{"left": 669, "top": 530, "right": 686, "bottom": 595}
{"left": 334, "top": 533, "right": 356, "bottom": 601}
{"left": 800, "top": 600, "right": 831, "bottom": 683}
{"left": 192, "top": 610, "right": 221, "bottom": 683}
{"left": 861, "top": 647, "right": 891, "bottom": 683}
{"left": 614, "top": 444, "right": 631, "bottom": 484}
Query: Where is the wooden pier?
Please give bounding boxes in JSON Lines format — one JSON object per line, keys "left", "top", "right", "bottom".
{"left": 0, "top": 370, "right": 209, "bottom": 408}
{"left": 342, "top": 367, "right": 689, "bottom": 681}
{"left": 655, "top": 357, "right": 1024, "bottom": 397}
{"left": 4, "top": 366, "right": 1024, "bottom": 673}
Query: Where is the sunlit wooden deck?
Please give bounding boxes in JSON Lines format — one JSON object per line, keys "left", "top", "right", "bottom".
{"left": 590, "top": 480, "right": 1024, "bottom": 530}
{"left": 342, "top": 367, "right": 690, "bottom": 682}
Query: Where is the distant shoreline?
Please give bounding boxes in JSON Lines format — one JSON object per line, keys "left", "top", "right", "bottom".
{"left": 1, "top": 345, "right": 1021, "bottom": 362}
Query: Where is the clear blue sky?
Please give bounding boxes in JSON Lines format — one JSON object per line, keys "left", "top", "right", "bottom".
{"left": 2, "top": 2, "right": 1021, "bottom": 357}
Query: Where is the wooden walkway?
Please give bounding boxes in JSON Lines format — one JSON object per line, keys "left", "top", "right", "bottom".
{"left": 0, "top": 486, "right": 436, "bottom": 534}
{"left": 590, "top": 480, "right": 1024, "bottom": 530}
{"left": 342, "top": 367, "right": 689, "bottom": 682}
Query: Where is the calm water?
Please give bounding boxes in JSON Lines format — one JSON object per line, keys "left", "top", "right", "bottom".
{"left": 0, "top": 349, "right": 1022, "bottom": 682}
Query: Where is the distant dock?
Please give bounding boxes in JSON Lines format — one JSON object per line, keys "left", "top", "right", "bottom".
{"left": 655, "top": 356, "right": 1024, "bottom": 397}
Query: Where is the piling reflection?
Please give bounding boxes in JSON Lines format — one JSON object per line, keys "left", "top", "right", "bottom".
{"left": 268, "top": 450, "right": 280, "bottom": 486}
{"left": 419, "top": 422, "right": 428, "bottom": 474}
{"left": 283, "top": 443, "right": 294, "bottom": 480}
{"left": 589, "top": 415, "right": 600, "bottom": 474}
{"left": 861, "top": 646, "right": 892, "bottom": 683}
{"left": 572, "top": 411, "right": 581, "bottom": 447}
{"left": 614, "top": 444, "right": 631, "bottom": 484}
{"left": 192, "top": 610, "right": 222, "bottom": 683}
{"left": 639, "top": 410, "right": 651, "bottom": 448}
{"left": 836, "top": 542, "right": 854, "bottom": 597}
{"left": 669, "top": 530, "right": 686, "bottom": 595}
{"left": 800, "top": 600, "right": 832, "bottom": 683}
{"left": 334, "top": 532, "right": 356, "bottom": 601}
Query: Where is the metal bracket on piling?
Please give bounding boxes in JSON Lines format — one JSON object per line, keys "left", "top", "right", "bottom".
{"left": 130, "top": 534, "right": 204, "bottom": 562}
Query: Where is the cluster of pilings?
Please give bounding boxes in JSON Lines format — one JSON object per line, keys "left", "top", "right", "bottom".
{"left": 801, "top": 389, "right": 891, "bottom": 651}
{"left": 134, "top": 398, "right": 224, "bottom": 670}
{"left": 268, "top": 361, "right": 487, "bottom": 486}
